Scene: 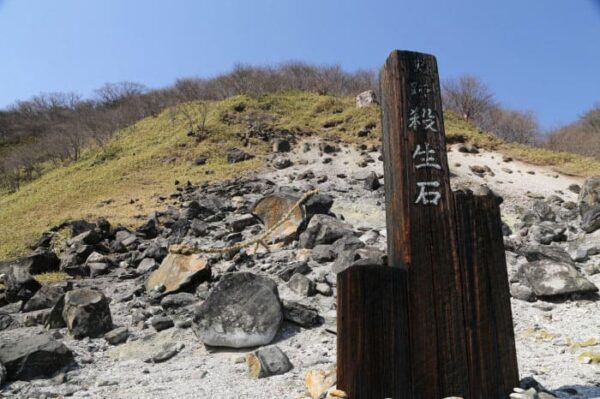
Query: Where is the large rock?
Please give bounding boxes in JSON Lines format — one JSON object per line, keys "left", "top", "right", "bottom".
{"left": 62, "top": 288, "right": 113, "bottom": 339}
{"left": 518, "top": 260, "right": 598, "bottom": 297}
{"left": 246, "top": 345, "right": 293, "bottom": 379}
{"left": 0, "top": 314, "right": 20, "bottom": 332}
{"left": 227, "top": 148, "right": 255, "bottom": 163}
{"left": 581, "top": 205, "right": 600, "bottom": 233}
{"left": 529, "top": 222, "right": 566, "bottom": 245}
{"left": 4, "top": 266, "right": 41, "bottom": 304}
{"left": 0, "top": 249, "right": 59, "bottom": 276}
{"left": 578, "top": 176, "right": 600, "bottom": 214}
{"left": 518, "top": 244, "right": 574, "bottom": 265}
{"left": 282, "top": 301, "right": 321, "bottom": 328}
{"left": 0, "top": 328, "right": 75, "bottom": 381}
{"left": 145, "top": 254, "right": 210, "bottom": 295}
{"left": 192, "top": 272, "right": 283, "bottom": 348}
{"left": 22, "top": 284, "right": 66, "bottom": 312}
{"left": 355, "top": 90, "right": 378, "bottom": 108}
{"left": 299, "top": 214, "right": 354, "bottom": 249}
{"left": 253, "top": 194, "right": 305, "bottom": 243}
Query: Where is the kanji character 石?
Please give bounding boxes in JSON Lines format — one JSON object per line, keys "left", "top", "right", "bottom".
{"left": 413, "top": 143, "right": 441, "bottom": 170}
{"left": 415, "top": 181, "right": 441, "bottom": 205}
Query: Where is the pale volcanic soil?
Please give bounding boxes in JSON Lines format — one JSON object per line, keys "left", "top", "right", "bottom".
{"left": 3, "top": 140, "right": 599, "bottom": 399}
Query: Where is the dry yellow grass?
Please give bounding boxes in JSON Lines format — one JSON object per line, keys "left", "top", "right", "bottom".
{"left": 1, "top": 92, "right": 598, "bottom": 261}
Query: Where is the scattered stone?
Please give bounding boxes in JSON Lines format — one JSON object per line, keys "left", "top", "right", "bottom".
{"left": 137, "top": 258, "right": 158, "bottom": 275}
{"left": 305, "top": 368, "right": 336, "bottom": 399}
{"left": 578, "top": 176, "right": 600, "bottom": 214}
{"left": 518, "top": 260, "right": 598, "bottom": 298}
{"left": 22, "top": 284, "right": 66, "bottom": 312}
{"left": 273, "top": 157, "right": 293, "bottom": 170}
{"left": 231, "top": 214, "right": 257, "bottom": 232}
{"left": 62, "top": 288, "right": 113, "bottom": 339}
{"left": 364, "top": 171, "right": 381, "bottom": 190}
{"left": 272, "top": 139, "right": 291, "bottom": 153}
{"left": 355, "top": 90, "right": 377, "bottom": 108}
{"left": 0, "top": 329, "right": 75, "bottom": 381}
{"left": 160, "top": 292, "right": 197, "bottom": 309}
{"left": 192, "top": 272, "right": 283, "bottom": 348}
{"left": 136, "top": 218, "right": 158, "bottom": 239}
{"left": 253, "top": 193, "right": 304, "bottom": 243}
{"left": 145, "top": 343, "right": 184, "bottom": 364}
{"left": 0, "top": 249, "right": 59, "bottom": 275}
{"left": 304, "top": 194, "right": 334, "bottom": 216}
{"left": 287, "top": 273, "right": 316, "bottom": 297}
{"left": 457, "top": 143, "right": 479, "bottom": 154}
{"left": 277, "top": 261, "right": 311, "bottom": 282}
{"left": 529, "top": 222, "right": 566, "bottom": 245}
{"left": 282, "top": 301, "right": 321, "bottom": 328}
{"left": 0, "top": 314, "right": 19, "bottom": 332}
{"left": 4, "top": 266, "right": 41, "bottom": 304}
{"left": 227, "top": 148, "right": 255, "bottom": 163}
{"left": 299, "top": 214, "right": 354, "bottom": 249}
{"left": 246, "top": 345, "right": 293, "bottom": 379}
{"left": 568, "top": 184, "right": 581, "bottom": 194}
{"left": 581, "top": 205, "right": 600, "bottom": 233}
{"left": 194, "top": 156, "right": 207, "bottom": 165}
{"left": 510, "top": 283, "right": 536, "bottom": 302}
{"left": 104, "top": 327, "right": 129, "bottom": 345}
{"left": 145, "top": 254, "right": 210, "bottom": 295}
{"left": 151, "top": 315, "right": 174, "bottom": 332}
{"left": 312, "top": 245, "right": 336, "bottom": 263}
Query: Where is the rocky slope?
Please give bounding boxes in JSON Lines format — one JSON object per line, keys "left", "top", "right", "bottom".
{"left": 1, "top": 135, "right": 600, "bottom": 399}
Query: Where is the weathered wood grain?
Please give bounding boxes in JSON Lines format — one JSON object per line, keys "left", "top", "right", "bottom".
{"left": 454, "top": 190, "right": 519, "bottom": 399}
{"left": 337, "top": 265, "right": 410, "bottom": 399}
{"left": 379, "top": 49, "right": 470, "bottom": 398}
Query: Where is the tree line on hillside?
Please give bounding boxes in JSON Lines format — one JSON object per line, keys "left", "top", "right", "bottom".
{"left": 0, "top": 63, "right": 596, "bottom": 193}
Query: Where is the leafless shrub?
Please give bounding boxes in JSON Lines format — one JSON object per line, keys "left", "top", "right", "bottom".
{"left": 442, "top": 75, "right": 496, "bottom": 123}
{"left": 546, "top": 106, "right": 600, "bottom": 158}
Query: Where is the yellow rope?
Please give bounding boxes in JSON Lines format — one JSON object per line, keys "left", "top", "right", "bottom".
{"left": 169, "top": 189, "right": 319, "bottom": 255}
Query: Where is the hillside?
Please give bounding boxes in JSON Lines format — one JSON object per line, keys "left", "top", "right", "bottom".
{"left": 2, "top": 91, "right": 600, "bottom": 260}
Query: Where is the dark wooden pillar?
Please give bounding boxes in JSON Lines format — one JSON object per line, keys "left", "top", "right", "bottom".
{"left": 379, "top": 50, "right": 470, "bottom": 398}
{"left": 453, "top": 190, "right": 520, "bottom": 399}
{"left": 337, "top": 265, "right": 410, "bottom": 399}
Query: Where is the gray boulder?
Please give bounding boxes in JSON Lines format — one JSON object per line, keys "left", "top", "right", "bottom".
{"left": 518, "top": 245, "right": 574, "bottom": 265}
{"left": 0, "top": 314, "right": 20, "bottom": 332}
{"left": 4, "top": 266, "right": 41, "bottom": 304}
{"left": 518, "top": 260, "right": 598, "bottom": 297}
{"left": 529, "top": 222, "right": 566, "bottom": 245}
{"left": 22, "top": 285, "right": 66, "bottom": 312}
{"left": 578, "top": 176, "right": 600, "bottom": 214}
{"left": 364, "top": 171, "right": 381, "bottom": 191}
{"left": 62, "top": 288, "right": 113, "bottom": 339}
{"left": 581, "top": 205, "right": 600, "bottom": 233}
{"left": 355, "top": 90, "right": 378, "bottom": 108}
{"left": 282, "top": 301, "right": 321, "bottom": 328}
{"left": 299, "top": 214, "right": 354, "bottom": 249}
{"left": 192, "top": 272, "right": 282, "bottom": 348}
{"left": 246, "top": 346, "right": 293, "bottom": 379}
{"left": 287, "top": 273, "right": 316, "bottom": 297}
{"left": 0, "top": 249, "right": 59, "bottom": 276}
{"left": 0, "top": 328, "right": 74, "bottom": 381}
{"left": 227, "top": 148, "right": 255, "bottom": 163}
{"left": 104, "top": 326, "right": 129, "bottom": 345}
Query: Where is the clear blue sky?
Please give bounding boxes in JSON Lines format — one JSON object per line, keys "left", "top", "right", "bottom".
{"left": 1, "top": 0, "right": 599, "bottom": 130}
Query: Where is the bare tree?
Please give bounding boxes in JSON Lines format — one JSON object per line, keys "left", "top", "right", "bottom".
{"left": 442, "top": 75, "right": 496, "bottom": 123}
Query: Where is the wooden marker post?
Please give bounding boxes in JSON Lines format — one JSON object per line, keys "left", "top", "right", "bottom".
{"left": 337, "top": 50, "right": 518, "bottom": 399}
{"left": 378, "top": 49, "right": 470, "bottom": 398}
